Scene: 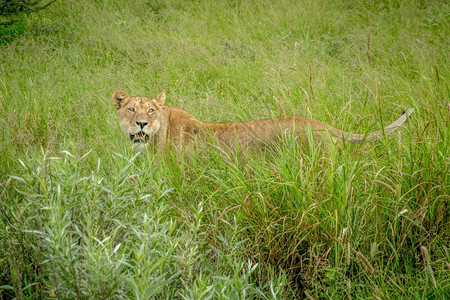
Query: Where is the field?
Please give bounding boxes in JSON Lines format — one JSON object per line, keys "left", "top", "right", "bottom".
{"left": 0, "top": 0, "right": 448, "bottom": 298}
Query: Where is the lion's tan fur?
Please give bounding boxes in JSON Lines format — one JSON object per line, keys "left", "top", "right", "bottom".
{"left": 112, "top": 90, "right": 413, "bottom": 151}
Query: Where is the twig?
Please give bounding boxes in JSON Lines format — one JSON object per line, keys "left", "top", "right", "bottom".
{"left": 366, "top": 29, "right": 371, "bottom": 67}
{"left": 308, "top": 61, "right": 316, "bottom": 103}
{"left": 33, "top": 0, "right": 58, "bottom": 12}
{"left": 387, "top": 275, "right": 404, "bottom": 293}
{"left": 0, "top": 20, "right": 16, "bottom": 26}
{"left": 304, "top": 291, "right": 315, "bottom": 300}
{"left": 375, "top": 81, "right": 385, "bottom": 137}
{"left": 273, "top": 96, "right": 286, "bottom": 115}
{"left": 356, "top": 251, "right": 375, "bottom": 274}
{"left": 373, "top": 179, "right": 396, "bottom": 194}
{"left": 299, "top": 86, "right": 311, "bottom": 119}
{"left": 420, "top": 245, "right": 437, "bottom": 288}
{"left": 434, "top": 65, "right": 440, "bottom": 84}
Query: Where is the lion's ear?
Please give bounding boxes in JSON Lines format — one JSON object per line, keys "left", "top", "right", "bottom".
{"left": 155, "top": 91, "right": 166, "bottom": 106}
{"left": 112, "top": 90, "right": 130, "bottom": 109}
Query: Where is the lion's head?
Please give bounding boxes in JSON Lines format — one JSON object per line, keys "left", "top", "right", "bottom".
{"left": 112, "top": 90, "right": 166, "bottom": 144}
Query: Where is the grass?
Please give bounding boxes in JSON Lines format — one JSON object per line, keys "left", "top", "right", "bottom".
{"left": 0, "top": 0, "right": 448, "bottom": 298}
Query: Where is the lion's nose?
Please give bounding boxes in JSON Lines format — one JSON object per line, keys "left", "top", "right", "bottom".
{"left": 136, "top": 121, "right": 148, "bottom": 129}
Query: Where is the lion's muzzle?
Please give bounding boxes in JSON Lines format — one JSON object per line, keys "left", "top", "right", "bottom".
{"left": 129, "top": 132, "right": 150, "bottom": 144}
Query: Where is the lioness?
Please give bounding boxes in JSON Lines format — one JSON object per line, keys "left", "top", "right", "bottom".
{"left": 112, "top": 90, "right": 413, "bottom": 151}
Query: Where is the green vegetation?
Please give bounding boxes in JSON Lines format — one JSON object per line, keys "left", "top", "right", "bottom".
{"left": 0, "top": 0, "right": 56, "bottom": 26}
{"left": 0, "top": 0, "right": 448, "bottom": 298}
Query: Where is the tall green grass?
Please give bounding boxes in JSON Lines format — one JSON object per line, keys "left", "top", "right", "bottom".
{"left": 1, "top": 0, "right": 448, "bottom": 298}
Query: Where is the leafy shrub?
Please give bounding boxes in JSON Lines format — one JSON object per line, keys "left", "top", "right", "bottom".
{"left": 0, "top": 0, "right": 56, "bottom": 25}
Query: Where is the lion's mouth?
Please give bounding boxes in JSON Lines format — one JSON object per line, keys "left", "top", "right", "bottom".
{"left": 129, "top": 132, "right": 149, "bottom": 144}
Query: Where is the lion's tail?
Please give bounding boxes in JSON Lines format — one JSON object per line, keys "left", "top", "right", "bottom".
{"left": 328, "top": 108, "right": 414, "bottom": 144}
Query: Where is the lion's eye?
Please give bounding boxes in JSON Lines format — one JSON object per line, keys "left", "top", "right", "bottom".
{"left": 128, "top": 107, "right": 135, "bottom": 113}
{"left": 148, "top": 108, "right": 155, "bottom": 114}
